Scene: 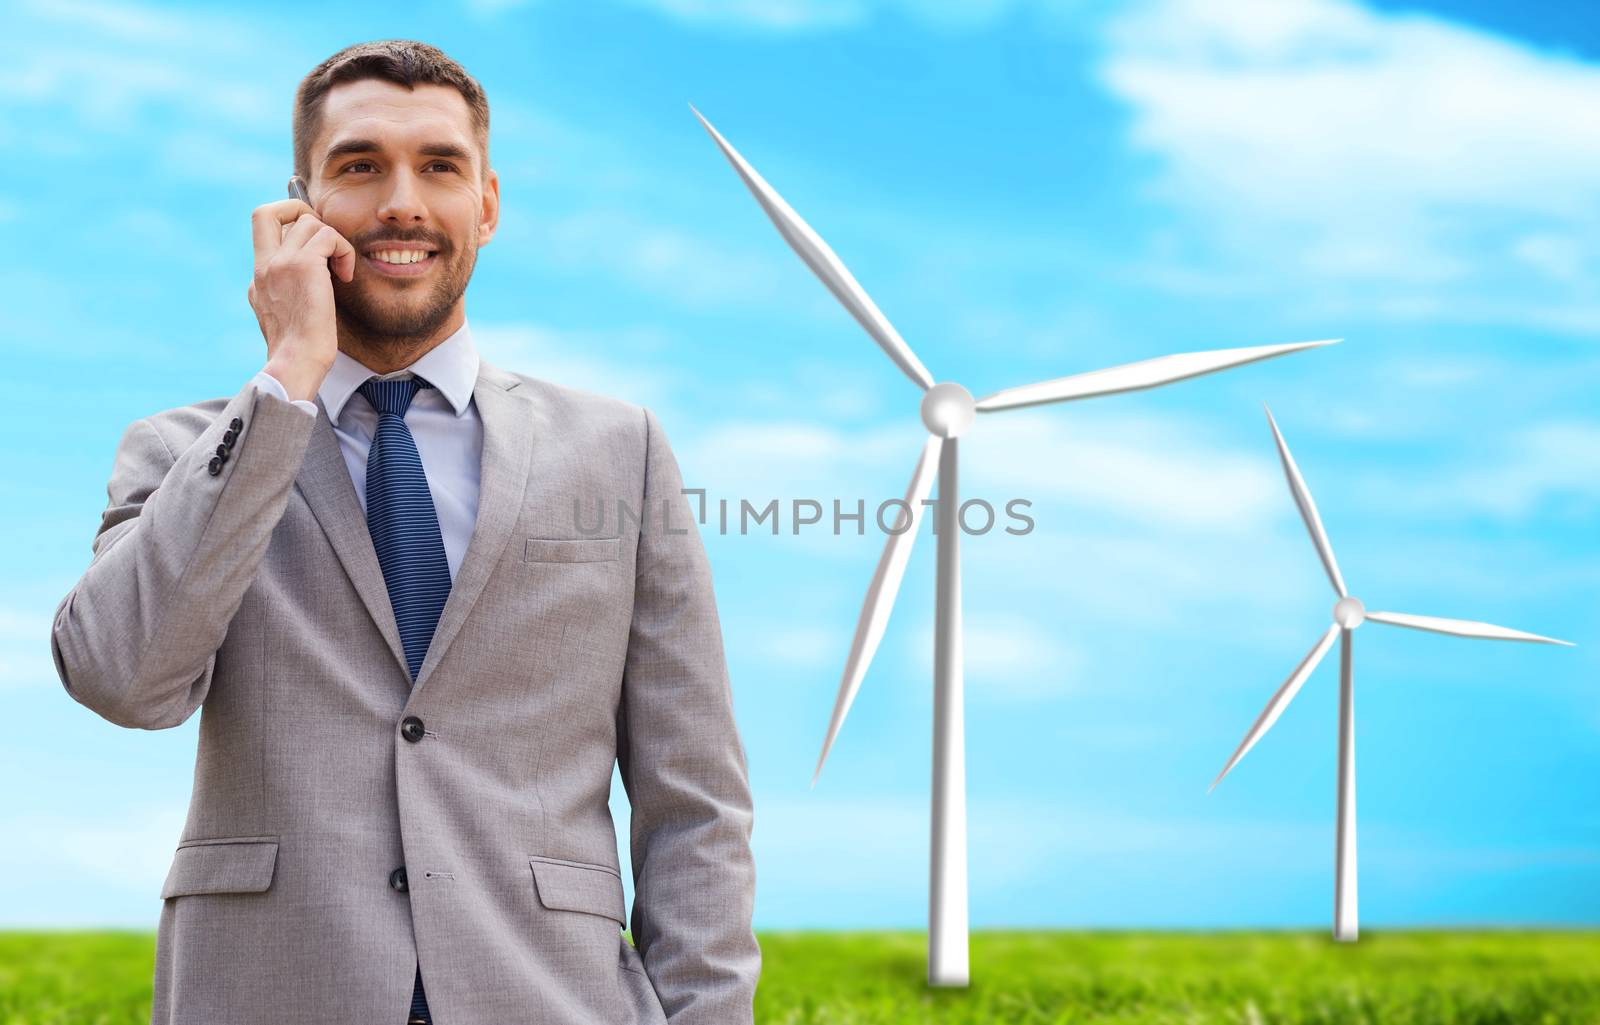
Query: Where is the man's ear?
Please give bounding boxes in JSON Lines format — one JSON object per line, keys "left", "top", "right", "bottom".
{"left": 478, "top": 167, "right": 500, "bottom": 247}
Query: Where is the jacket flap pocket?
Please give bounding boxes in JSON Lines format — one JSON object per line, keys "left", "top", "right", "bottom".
{"left": 524, "top": 537, "right": 619, "bottom": 563}
{"left": 530, "top": 857, "right": 626, "bottom": 924}
{"left": 161, "top": 840, "right": 280, "bottom": 899}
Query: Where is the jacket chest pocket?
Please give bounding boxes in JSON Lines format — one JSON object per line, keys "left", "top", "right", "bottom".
{"left": 524, "top": 537, "right": 620, "bottom": 563}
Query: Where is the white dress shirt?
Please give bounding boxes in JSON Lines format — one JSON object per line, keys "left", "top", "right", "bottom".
{"left": 251, "top": 320, "right": 484, "bottom": 582}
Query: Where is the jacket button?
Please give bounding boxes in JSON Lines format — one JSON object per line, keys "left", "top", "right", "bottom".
{"left": 401, "top": 716, "right": 425, "bottom": 742}
{"left": 208, "top": 456, "right": 223, "bottom": 476}
{"left": 223, "top": 429, "right": 237, "bottom": 447}
{"left": 215, "top": 443, "right": 229, "bottom": 459}
{"left": 230, "top": 417, "right": 243, "bottom": 432}
{"left": 389, "top": 866, "right": 408, "bottom": 892}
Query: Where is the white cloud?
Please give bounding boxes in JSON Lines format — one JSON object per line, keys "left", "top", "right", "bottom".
{"left": 676, "top": 417, "right": 923, "bottom": 545}
{"left": 538, "top": 208, "right": 790, "bottom": 309}
{"left": 2, "top": 0, "right": 305, "bottom": 201}
{"left": 471, "top": 320, "right": 688, "bottom": 412}
{"left": 1098, "top": 0, "right": 1600, "bottom": 332}
{"left": 963, "top": 406, "right": 1284, "bottom": 533}
{"left": 489, "top": 101, "right": 657, "bottom": 193}
{"left": 623, "top": 0, "right": 868, "bottom": 30}
{"left": 907, "top": 614, "right": 1087, "bottom": 702}
{"left": 677, "top": 403, "right": 1326, "bottom": 655}
{"left": 18, "top": 0, "right": 254, "bottom": 47}
{"left": 2, "top": 4, "right": 277, "bottom": 125}
{"left": 468, "top": 0, "right": 1029, "bottom": 32}
{"left": 157, "top": 130, "right": 280, "bottom": 186}
{"left": 1105, "top": 0, "right": 1600, "bottom": 219}
{"left": 755, "top": 622, "right": 844, "bottom": 669}
{"left": 0, "top": 803, "right": 187, "bottom": 895}
{"left": 681, "top": 405, "right": 1285, "bottom": 543}
{"left": 1366, "top": 417, "right": 1600, "bottom": 522}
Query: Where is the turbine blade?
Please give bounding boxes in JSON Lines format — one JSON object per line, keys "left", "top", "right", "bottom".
{"left": 690, "top": 105, "right": 935, "bottom": 392}
{"left": 973, "top": 339, "right": 1337, "bottom": 412}
{"left": 1209, "top": 623, "right": 1341, "bottom": 792}
{"left": 1365, "top": 610, "right": 1575, "bottom": 646}
{"left": 813, "top": 437, "right": 945, "bottom": 786}
{"left": 1264, "top": 403, "right": 1348, "bottom": 598}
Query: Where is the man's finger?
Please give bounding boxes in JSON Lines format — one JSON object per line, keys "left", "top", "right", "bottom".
{"left": 251, "top": 199, "right": 315, "bottom": 266}
{"left": 309, "top": 224, "right": 358, "bottom": 283}
{"left": 277, "top": 212, "right": 326, "bottom": 256}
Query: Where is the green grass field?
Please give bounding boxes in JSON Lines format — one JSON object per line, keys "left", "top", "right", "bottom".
{"left": 4, "top": 930, "right": 1599, "bottom": 1023}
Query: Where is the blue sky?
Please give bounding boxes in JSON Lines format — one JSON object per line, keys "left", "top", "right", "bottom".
{"left": 2, "top": 0, "right": 1596, "bottom": 932}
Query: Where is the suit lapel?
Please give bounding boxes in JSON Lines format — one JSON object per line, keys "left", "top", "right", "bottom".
{"left": 295, "top": 358, "right": 536, "bottom": 697}
{"left": 298, "top": 397, "right": 413, "bottom": 684}
{"left": 411, "top": 360, "right": 534, "bottom": 694}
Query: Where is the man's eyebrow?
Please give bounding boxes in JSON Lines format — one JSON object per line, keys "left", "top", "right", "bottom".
{"left": 322, "top": 138, "right": 474, "bottom": 166}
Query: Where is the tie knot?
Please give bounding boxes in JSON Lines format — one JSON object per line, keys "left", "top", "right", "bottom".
{"left": 358, "top": 375, "right": 433, "bottom": 417}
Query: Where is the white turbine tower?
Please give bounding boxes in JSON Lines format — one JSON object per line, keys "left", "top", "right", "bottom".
{"left": 1210, "top": 404, "right": 1575, "bottom": 943}
{"left": 691, "top": 104, "right": 1337, "bottom": 986}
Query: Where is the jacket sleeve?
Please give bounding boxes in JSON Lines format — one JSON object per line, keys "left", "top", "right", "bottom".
{"left": 49, "top": 375, "right": 317, "bottom": 730}
{"left": 616, "top": 406, "right": 760, "bottom": 1025}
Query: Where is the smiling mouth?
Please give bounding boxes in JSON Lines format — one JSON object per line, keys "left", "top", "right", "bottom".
{"left": 364, "top": 249, "right": 439, "bottom": 276}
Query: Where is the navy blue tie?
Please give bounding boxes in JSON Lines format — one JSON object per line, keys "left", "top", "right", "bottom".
{"left": 357, "top": 374, "right": 448, "bottom": 1025}
{"left": 359, "top": 375, "right": 453, "bottom": 683}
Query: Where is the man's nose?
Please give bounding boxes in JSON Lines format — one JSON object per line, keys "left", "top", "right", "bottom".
{"left": 376, "top": 170, "right": 427, "bottom": 223}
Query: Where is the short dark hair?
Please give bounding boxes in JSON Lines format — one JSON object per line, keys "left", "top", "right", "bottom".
{"left": 293, "top": 40, "right": 490, "bottom": 184}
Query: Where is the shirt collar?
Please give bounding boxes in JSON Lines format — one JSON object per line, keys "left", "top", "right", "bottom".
{"left": 320, "top": 319, "right": 481, "bottom": 425}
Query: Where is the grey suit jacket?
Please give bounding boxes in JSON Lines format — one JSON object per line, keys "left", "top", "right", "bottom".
{"left": 49, "top": 358, "right": 759, "bottom": 1025}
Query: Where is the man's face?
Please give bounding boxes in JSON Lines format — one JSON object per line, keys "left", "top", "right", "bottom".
{"left": 309, "top": 79, "right": 499, "bottom": 345}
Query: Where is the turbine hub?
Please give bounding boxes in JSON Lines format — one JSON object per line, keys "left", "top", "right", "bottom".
{"left": 920, "top": 382, "right": 976, "bottom": 438}
{"left": 1333, "top": 596, "right": 1366, "bottom": 629}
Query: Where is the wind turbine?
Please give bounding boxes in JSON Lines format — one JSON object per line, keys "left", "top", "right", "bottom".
{"left": 1210, "top": 404, "right": 1575, "bottom": 942}
{"left": 690, "top": 104, "right": 1337, "bottom": 986}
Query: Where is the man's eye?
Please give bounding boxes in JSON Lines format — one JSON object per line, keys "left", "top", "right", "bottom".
{"left": 338, "top": 160, "right": 455, "bottom": 174}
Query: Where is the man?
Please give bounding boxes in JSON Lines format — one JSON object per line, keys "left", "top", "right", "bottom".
{"left": 49, "top": 39, "right": 759, "bottom": 1025}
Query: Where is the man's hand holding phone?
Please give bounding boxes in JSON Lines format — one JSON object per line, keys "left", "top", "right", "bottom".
{"left": 249, "top": 177, "right": 355, "bottom": 403}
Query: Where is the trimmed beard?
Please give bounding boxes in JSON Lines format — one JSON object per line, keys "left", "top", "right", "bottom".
{"left": 334, "top": 240, "right": 477, "bottom": 354}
